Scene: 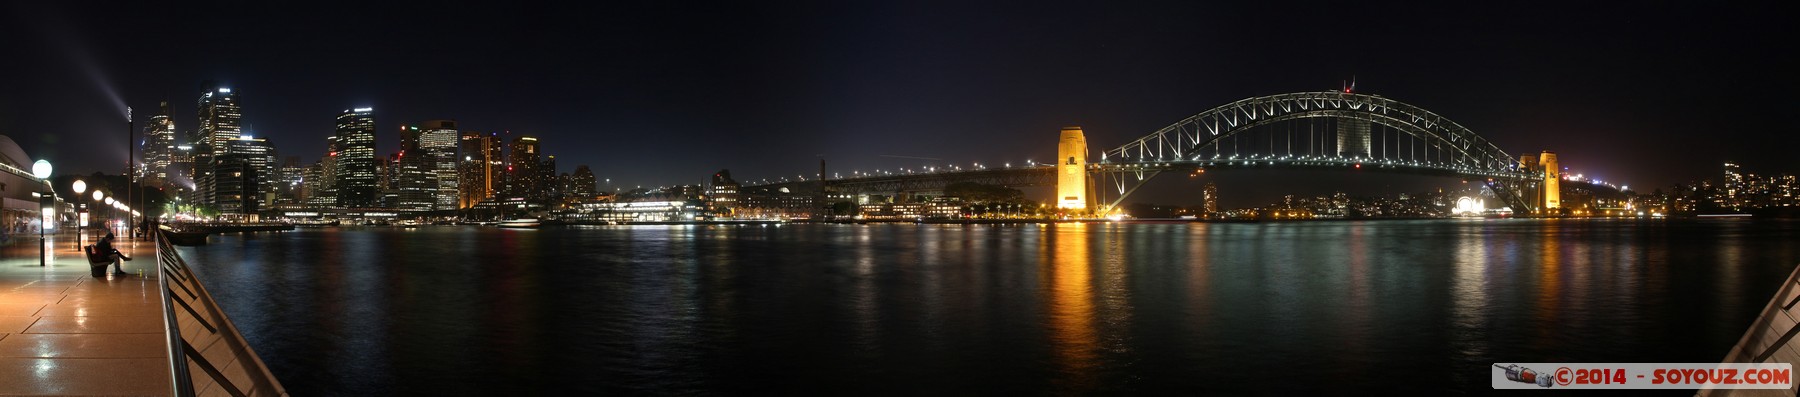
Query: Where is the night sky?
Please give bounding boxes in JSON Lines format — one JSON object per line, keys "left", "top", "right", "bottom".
{"left": 3, "top": 3, "right": 1795, "bottom": 207}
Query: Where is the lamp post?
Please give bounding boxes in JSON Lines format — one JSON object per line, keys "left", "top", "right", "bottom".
{"left": 126, "top": 107, "right": 132, "bottom": 241}
{"left": 32, "top": 160, "right": 52, "bottom": 266}
{"left": 72, "top": 180, "right": 86, "bottom": 251}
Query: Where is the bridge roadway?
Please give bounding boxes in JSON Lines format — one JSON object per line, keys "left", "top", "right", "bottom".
{"left": 0, "top": 235, "right": 169, "bottom": 395}
{"left": 746, "top": 155, "right": 1535, "bottom": 194}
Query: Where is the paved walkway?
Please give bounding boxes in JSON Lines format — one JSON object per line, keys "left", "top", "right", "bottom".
{"left": 0, "top": 232, "right": 170, "bottom": 396}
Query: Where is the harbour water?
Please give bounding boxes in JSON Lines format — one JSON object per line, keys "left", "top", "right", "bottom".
{"left": 177, "top": 219, "right": 1800, "bottom": 394}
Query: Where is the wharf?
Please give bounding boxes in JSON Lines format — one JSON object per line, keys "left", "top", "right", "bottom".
{"left": 0, "top": 234, "right": 168, "bottom": 395}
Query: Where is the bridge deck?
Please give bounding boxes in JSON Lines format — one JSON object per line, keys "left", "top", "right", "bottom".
{"left": 0, "top": 234, "right": 171, "bottom": 396}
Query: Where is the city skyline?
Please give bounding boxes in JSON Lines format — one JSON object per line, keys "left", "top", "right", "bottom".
{"left": 4, "top": 3, "right": 1798, "bottom": 206}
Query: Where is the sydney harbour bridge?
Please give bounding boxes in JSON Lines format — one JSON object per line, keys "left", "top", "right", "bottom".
{"left": 745, "top": 91, "right": 1604, "bottom": 216}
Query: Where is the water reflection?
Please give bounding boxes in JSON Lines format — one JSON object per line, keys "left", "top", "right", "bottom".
{"left": 1450, "top": 221, "right": 1491, "bottom": 384}
{"left": 175, "top": 220, "right": 1800, "bottom": 395}
{"left": 1536, "top": 221, "right": 1560, "bottom": 346}
{"left": 1046, "top": 224, "right": 1098, "bottom": 392}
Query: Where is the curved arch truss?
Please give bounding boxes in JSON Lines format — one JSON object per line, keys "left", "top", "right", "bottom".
{"left": 1092, "top": 91, "right": 1537, "bottom": 214}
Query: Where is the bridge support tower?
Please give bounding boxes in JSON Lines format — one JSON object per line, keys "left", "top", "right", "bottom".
{"left": 1057, "top": 126, "right": 1089, "bottom": 212}
{"left": 1540, "top": 151, "right": 1560, "bottom": 211}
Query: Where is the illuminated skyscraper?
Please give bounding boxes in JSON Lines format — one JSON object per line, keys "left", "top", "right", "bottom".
{"left": 1724, "top": 162, "right": 1743, "bottom": 210}
{"left": 196, "top": 84, "right": 243, "bottom": 151}
{"left": 141, "top": 101, "right": 175, "bottom": 188}
{"left": 335, "top": 108, "right": 377, "bottom": 208}
{"left": 171, "top": 144, "right": 195, "bottom": 192}
{"left": 540, "top": 155, "right": 558, "bottom": 201}
{"left": 195, "top": 83, "right": 242, "bottom": 206}
{"left": 419, "top": 120, "right": 460, "bottom": 210}
{"left": 458, "top": 131, "right": 503, "bottom": 208}
{"left": 572, "top": 165, "right": 597, "bottom": 197}
{"left": 213, "top": 137, "right": 269, "bottom": 215}
{"left": 508, "top": 135, "right": 541, "bottom": 200}
{"left": 395, "top": 125, "right": 436, "bottom": 212}
{"left": 1203, "top": 182, "right": 1218, "bottom": 215}
{"left": 307, "top": 136, "right": 339, "bottom": 207}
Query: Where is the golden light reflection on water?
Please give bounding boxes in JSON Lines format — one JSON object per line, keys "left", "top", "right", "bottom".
{"left": 1451, "top": 223, "right": 1490, "bottom": 359}
{"left": 1047, "top": 223, "right": 1099, "bottom": 392}
{"left": 1536, "top": 222, "right": 1561, "bottom": 343}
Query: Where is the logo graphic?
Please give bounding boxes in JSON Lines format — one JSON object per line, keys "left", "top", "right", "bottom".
{"left": 1492, "top": 362, "right": 1792, "bottom": 389}
{"left": 1494, "top": 364, "right": 1555, "bottom": 388}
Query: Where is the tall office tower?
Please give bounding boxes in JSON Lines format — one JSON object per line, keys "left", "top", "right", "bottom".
{"left": 234, "top": 136, "right": 272, "bottom": 200}
{"left": 457, "top": 131, "right": 503, "bottom": 208}
{"left": 335, "top": 108, "right": 377, "bottom": 208}
{"left": 572, "top": 165, "right": 597, "bottom": 197}
{"left": 1203, "top": 182, "right": 1219, "bottom": 215}
{"left": 485, "top": 133, "right": 504, "bottom": 201}
{"left": 195, "top": 83, "right": 243, "bottom": 205}
{"left": 1337, "top": 118, "right": 1372, "bottom": 158}
{"left": 275, "top": 156, "right": 304, "bottom": 205}
{"left": 379, "top": 153, "right": 399, "bottom": 208}
{"left": 540, "top": 154, "right": 558, "bottom": 201}
{"left": 301, "top": 162, "right": 325, "bottom": 205}
{"left": 418, "top": 120, "right": 460, "bottom": 210}
{"left": 141, "top": 101, "right": 176, "bottom": 188}
{"left": 1724, "top": 162, "right": 1743, "bottom": 209}
{"left": 171, "top": 144, "right": 195, "bottom": 192}
{"left": 196, "top": 83, "right": 244, "bottom": 148}
{"left": 309, "top": 136, "right": 340, "bottom": 207}
{"left": 211, "top": 137, "right": 268, "bottom": 215}
{"left": 250, "top": 137, "right": 279, "bottom": 208}
{"left": 211, "top": 154, "right": 258, "bottom": 215}
{"left": 395, "top": 125, "right": 436, "bottom": 212}
{"left": 556, "top": 172, "right": 572, "bottom": 201}
{"left": 508, "top": 135, "right": 541, "bottom": 200}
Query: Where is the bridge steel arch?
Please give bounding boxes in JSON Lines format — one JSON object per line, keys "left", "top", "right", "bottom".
{"left": 1092, "top": 91, "right": 1538, "bottom": 214}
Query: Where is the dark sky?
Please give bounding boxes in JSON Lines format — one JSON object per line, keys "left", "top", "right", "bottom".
{"left": 3, "top": 2, "right": 1795, "bottom": 207}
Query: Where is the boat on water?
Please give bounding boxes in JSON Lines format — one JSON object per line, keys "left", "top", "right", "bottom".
{"left": 397, "top": 220, "right": 421, "bottom": 227}
{"left": 496, "top": 218, "right": 541, "bottom": 228}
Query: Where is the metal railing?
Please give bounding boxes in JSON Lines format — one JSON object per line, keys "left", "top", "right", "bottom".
{"left": 156, "top": 230, "right": 289, "bottom": 396}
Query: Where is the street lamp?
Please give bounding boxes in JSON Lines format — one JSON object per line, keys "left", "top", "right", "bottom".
{"left": 72, "top": 180, "right": 86, "bottom": 251}
{"left": 32, "top": 160, "right": 51, "bottom": 266}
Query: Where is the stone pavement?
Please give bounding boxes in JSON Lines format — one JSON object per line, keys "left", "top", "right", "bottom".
{"left": 0, "top": 232, "right": 170, "bottom": 396}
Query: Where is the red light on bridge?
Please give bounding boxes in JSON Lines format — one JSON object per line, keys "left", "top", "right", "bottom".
{"left": 1354, "top": 164, "right": 1361, "bottom": 169}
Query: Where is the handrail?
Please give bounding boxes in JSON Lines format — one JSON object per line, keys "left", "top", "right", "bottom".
{"left": 155, "top": 229, "right": 289, "bottom": 396}
{"left": 157, "top": 231, "right": 195, "bottom": 396}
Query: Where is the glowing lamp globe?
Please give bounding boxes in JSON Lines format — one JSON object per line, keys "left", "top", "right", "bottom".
{"left": 31, "top": 160, "right": 51, "bottom": 179}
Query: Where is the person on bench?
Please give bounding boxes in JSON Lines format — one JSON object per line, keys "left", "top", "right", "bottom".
{"left": 95, "top": 232, "right": 132, "bottom": 276}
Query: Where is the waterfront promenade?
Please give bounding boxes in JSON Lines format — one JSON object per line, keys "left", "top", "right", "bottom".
{"left": 0, "top": 235, "right": 169, "bottom": 396}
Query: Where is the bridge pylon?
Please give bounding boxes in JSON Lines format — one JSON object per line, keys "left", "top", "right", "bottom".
{"left": 1057, "top": 126, "right": 1089, "bottom": 213}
